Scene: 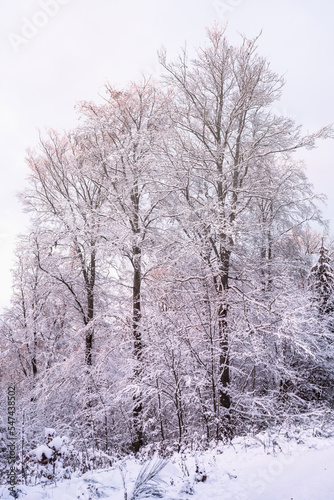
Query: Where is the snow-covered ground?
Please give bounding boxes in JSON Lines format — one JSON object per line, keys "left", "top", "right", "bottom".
{"left": 1, "top": 428, "right": 334, "bottom": 500}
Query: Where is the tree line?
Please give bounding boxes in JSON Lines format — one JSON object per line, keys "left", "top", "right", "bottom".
{"left": 1, "top": 26, "right": 334, "bottom": 462}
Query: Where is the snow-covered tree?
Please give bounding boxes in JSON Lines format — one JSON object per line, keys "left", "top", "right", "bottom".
{"left": 159, "top": 25, "right": 331, "bottom": 434}
{"left": 1, "top": 25, "right": 333, "bottom": 459}
{"left": 79, "top": 80, "right": 170, "bottom": 451}
{"left": 309, "top": 241, "right": 334, "bottom": 315}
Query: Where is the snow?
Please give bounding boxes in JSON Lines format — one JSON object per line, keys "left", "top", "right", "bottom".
{"left": 255, "top": 446, "right": 333, "bottom": 500}
{"left": 49, "top": 436, "right": 64, "bottom": 451}
{"left": 32, "top": 444, "right": 53, "bottom": 462}
{"left": 44, "top": 428, "right": 56, "bottom": 439}
{"left": 2, "top": 429, "right": 334, "bottom": 499}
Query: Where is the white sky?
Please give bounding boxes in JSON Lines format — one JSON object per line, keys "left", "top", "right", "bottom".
{"left": 0, "top": 0, "right": 333, "bottom": 311}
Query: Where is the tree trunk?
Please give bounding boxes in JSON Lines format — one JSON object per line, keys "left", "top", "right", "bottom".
{"left": 85, "top": 251, "right": 95, "bottom": 367}
{"left": 217, "top": 248, "right": 231, "bottom": 410}
{"left": 32, "top": 330, "right": 38, "bottom": 377}
{"left": 132, "top": 243, "right": 144, "bottom": 452}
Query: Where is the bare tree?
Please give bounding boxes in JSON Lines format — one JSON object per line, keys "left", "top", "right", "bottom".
{"left": 79, "top": 80, "right": 169, "bottom": 451}
{"left": 159, "top": 25, "right": 332, "bottom": 429}
{"left": 24, "top": 130, "right": 109, "bottom": 368}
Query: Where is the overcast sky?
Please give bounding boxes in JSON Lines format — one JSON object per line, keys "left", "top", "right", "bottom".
{"left": 0, "top": 0, "right": 333, "bottom": 311}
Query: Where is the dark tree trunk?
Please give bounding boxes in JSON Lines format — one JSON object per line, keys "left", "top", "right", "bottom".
{"left": 218, "top": 304, "right": 230, "bottom": 409}
{"left": 130, "top": 177, "right": 144, "bottom": 452}
{"left": 85, "top": 250, "right": 96, "bottom": 367}
{"left": 85, "top": 292, "right": 94, "bottom": 367}
{"left": 32, "top": 330, "right": 38, "bottom": 377}
{"left": 132, "top": 244, "right": 144, "bottom": 452}
{"left": 217, "top": 248, "right": 231, "bottom": 410}
{"left": 85, "top": 329, "right": 93, "bottom": 367}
